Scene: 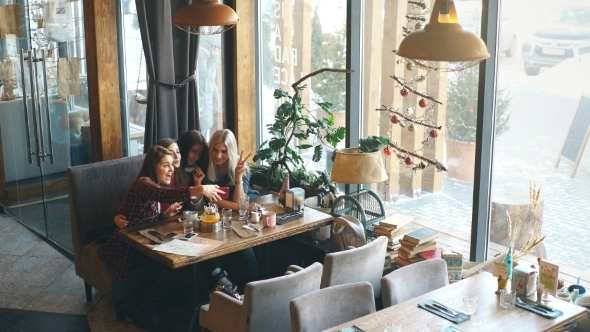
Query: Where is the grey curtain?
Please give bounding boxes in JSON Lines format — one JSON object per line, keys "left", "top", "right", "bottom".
{"left": 136, "top": 0, "right": 201, "bottom": 151}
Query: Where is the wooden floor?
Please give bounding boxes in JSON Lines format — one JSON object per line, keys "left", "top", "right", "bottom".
{"left": 411, "top": 217, "right": 590, "bottom": 287}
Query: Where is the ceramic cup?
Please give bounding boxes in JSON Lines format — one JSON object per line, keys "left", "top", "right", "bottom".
{"left": 261, "top": 211, "right": 276, "bottom": 228}
{"left": 250, "top": 211, "right": 261, "bottom": 223}
{"left": 556, "top": 291, "right": 571, "bottom": 302}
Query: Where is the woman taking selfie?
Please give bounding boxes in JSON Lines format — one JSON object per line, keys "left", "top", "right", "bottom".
{"left": 113, "top": 137, "right": 206, "bottom": 229}
{"left": 98, "top": 145, "right": 222, "bottom": 330}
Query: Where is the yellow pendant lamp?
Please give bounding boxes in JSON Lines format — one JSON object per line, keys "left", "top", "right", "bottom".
{"left": 174, "top": 0, "right": 239, "bottom": 35}
{"left": 396, "top": 0, "right": 489, "bottom": 70}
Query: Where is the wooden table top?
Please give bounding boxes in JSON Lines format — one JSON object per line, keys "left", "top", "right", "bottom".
{"left": 326, "top": 273, "right": 587, "bottom": 332}
{"left": 118, "top": 195, "right": 333, "bottom": 269}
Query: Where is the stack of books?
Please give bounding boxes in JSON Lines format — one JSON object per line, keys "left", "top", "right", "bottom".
{"left": 373, "top": 213, "right": 415, "bottom": 251}
{"left": 394, "top": 227, "right": 440, "bottom": 267}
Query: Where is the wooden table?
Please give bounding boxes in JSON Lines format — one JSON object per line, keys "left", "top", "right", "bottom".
{"left": 326, "top": 273, "right": 587, "bottom": 332}
{"left": 118, "top": 195, "right": 333, "bottom": 269}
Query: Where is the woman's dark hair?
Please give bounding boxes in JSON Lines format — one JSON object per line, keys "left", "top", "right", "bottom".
{"left": 178, "top": 130, "right": 209, "bottom": 172}
{"left": 136, "top": 146, "right": 172, "bottom": 183}
{"left": 155, "top": 138, "right": 185, "bottom": 186}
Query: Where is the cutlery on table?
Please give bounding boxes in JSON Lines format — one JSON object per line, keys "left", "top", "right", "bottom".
{"left": 425, "top": 303, "right": 457, "bottom": 317}
{"left": 433, "top": 302, "right": 459, "bottom": 316}
{"left": 516, "top": 297, "right": 549, "bottom": 313}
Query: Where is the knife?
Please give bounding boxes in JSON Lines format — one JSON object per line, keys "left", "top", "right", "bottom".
{"left": 525, "top": 299, "right": 555, "bottom": 312}
{"left": 433, "top": 302, "right": 459, "bottom": 316}
{"left": 425, "top": 303, "right": 457, "bottom": 317}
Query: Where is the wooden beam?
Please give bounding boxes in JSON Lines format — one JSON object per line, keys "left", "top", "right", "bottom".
{"left": 230, "top": 0, "right": 256, "bottom": 155}
{"left": 83, "top": 0, "right": 122, "bottom": 161}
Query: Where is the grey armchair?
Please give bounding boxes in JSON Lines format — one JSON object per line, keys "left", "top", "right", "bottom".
{"left": 199, "top": 262, "right": 323, "bottom": 332}
{"left": 381, "top": 258, "right": 449, "bottom": 308}
{"left": 290, "top": 281, "right": 375, "bottom": 332}
{"left": 67, "top": 155, "right": 144, "bottom": 301}
{"left": 321, "top": 235, "right": 388, "bottom": 298}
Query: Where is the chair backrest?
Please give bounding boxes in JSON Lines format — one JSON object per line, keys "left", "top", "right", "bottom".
{"left": 243, "top": 262, "right": 323, "bottom": 332}
{"left": 67, "top": 155, "right": 144, "bottom": 276}
{"left": 381, "top": 258, "right": 449, "bottom": 308}
{"left": 290, "top": 281, "right": 375, "bottom": 332}
{"left": 321, "top": 235, "right": 387, "bottom": 298}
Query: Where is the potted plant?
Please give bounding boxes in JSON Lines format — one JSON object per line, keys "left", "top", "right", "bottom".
{"left": 446, "top": 66, "right": 511, "bottom": 181}
{"left": 252, "top": 68, "right": 352, "bottom": 197}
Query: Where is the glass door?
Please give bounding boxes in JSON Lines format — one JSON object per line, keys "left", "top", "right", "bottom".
{"left": 0, "top": 0, "right": 91, "bottom": 254}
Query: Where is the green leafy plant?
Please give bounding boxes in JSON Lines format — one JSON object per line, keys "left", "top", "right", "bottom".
{"left": 253, "top": 68, "right": 352, "bottom": 196}
{"left": 446, "top": 66, "right": 512, "bottom": 143}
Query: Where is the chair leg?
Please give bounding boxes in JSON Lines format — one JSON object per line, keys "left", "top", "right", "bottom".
{"left": 85, "top": 282, "right": 92, "bottom": 301}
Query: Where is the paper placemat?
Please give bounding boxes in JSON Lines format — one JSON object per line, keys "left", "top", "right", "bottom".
{"left": 515, "top": 299, "right": 563, "bottom": 318}
{"left": 231, "top": 221, "right": 258, "bottom": 238}
{"left": 418, "top": 299, "right": 470, "bottom": 324}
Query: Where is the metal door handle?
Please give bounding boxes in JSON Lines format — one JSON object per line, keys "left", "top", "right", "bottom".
{"left": 28, "top": 49, "right": 42, "bottom": 167}
{"left": 41, "top": 50, "right": 54, "bottom": 164}
{"left": 19, "top": 49, "right": 34, "bottom": 165}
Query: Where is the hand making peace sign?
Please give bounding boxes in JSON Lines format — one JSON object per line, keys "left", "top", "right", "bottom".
{"left": 235, "top": 150, "right": 253, "bottom": 180}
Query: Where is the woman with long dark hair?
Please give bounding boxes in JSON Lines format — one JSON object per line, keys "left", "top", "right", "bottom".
{"left": 98, "top": 145, "right": 222, "bottom": 330}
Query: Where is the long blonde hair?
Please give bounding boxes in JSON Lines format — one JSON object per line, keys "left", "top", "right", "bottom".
{"left": 207, "top": 129, "right": 239, "bottom": 184}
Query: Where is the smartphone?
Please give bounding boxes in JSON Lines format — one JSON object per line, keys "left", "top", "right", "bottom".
{"left": 219, "top": 187, "right": 230, "bottom": 200}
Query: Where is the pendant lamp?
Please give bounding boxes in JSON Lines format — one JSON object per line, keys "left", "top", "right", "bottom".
{"left": 396, "top": 0, "right": 489, "bottom": 71}
{"left": 174, "top": 0, "right": 239, "bottom": 35}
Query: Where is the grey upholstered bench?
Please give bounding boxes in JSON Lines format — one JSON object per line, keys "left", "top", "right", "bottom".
{"left": 67, "top": 155, "right": 144, "bottom": 301}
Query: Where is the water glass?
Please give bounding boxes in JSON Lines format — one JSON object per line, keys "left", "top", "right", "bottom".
{"left": 426, "top": 319, "right": 443, "bottom": 332}
{"left": 183, "top": 212, "right": 195, "bottom": 235}
{"left": 222, "top": 208, "right": 233, "bottom": 231}
{"left": 238, "top": 196, "right": 249, "bottom": 220}
{"left": 462, "top": 294, "right": 478, "bottom": 315}
{"left": 384, "top": 322, "right": 402, "bottom": 332}
{"left": 500, "top": 288, "right": 516, "bottom": 309}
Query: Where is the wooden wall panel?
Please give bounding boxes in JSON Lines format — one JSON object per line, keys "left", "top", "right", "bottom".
{"left": 230, "top": 0, "right": 256, "bottom": 155}
{"left": 83, "top": 0, "right": 122, "bottom": 161}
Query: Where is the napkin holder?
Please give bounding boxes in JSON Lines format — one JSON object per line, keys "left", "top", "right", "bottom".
{"left": 286, "top": 187, "right": 305, "bottom": 212}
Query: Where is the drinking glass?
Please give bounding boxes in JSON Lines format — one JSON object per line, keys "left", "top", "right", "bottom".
{"left": 426, "top": 319, "right": 442, "bottom": 332}
{"left": 384, "top": 322, "right": 402, "bottom": 332}
{"left": 500, "top": 288, "right": 516, "bottom": 309}
{"left": 238, "top": 196, "right": 249, "bottom": 221}
{"left": 183, "top": 212, "right": 195, "bottom": 235}
{"left": 462, "top": 294, "right": 478, "bottom": 315}
{"left": 222, "top": 208, "right": 233, "bottom": 231}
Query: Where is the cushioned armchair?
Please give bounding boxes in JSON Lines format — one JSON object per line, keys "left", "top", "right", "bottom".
{"left": 290, "top": 281, "right": 375, "bottom": 332}
{"left": 67, "top": 155, "right": 144, "bottom": 301}
{"left": 381, "top": 258, "right": 449, "bottom": 308}
{"left": 321, "top": 235, "right": 387, "bottom": 298}
{"left": 200, "top": 262, "right": 323, "bottom": 332}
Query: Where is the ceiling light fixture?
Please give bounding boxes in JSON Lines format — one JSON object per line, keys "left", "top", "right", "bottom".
{"left": 396, "top": 0, "right": 489, "bottom": 71}
{"left": 174, "top": 0, "right": 239, "bottom": 35}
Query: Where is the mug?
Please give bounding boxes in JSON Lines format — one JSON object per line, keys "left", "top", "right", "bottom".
{"left": 556, "top": 291, "right": 571, "bottom": 302}
{"left": 250, "top": 211, "right": 261, "bottom": 223}
{"left": 261, "top": 211, "right": 276, "bottom": 228}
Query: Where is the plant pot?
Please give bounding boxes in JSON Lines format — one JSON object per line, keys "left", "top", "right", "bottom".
{"left": 445, "top": 138, "right": 476, "bottom": 182}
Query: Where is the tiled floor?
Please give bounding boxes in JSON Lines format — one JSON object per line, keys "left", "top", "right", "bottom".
{"left": 0, "top": 213, "right": 143, "bottom": 332}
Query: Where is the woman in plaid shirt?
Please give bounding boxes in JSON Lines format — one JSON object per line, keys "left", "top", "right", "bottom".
{"left": 98, "top": 145, "right": 222, "bottom": 330}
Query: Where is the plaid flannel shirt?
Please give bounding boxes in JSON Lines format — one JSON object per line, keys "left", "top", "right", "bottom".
{"left": 97, "top": 177, "right": 191, "bottom": 279}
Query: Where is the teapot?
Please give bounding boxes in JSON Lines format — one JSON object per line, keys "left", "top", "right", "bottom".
{"left": 200, "top": 203, "right": 220, "bottom": 232}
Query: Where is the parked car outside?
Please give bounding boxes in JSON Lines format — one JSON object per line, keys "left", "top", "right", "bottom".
{"left": 522, "top": 5, "right": 590, "bottom": 75}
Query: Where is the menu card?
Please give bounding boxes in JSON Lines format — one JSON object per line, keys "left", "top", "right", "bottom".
{"left": 153, "top": 237, "right": 224, "bottom": 257}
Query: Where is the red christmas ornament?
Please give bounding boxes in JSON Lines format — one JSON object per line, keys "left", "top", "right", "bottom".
{"left": 383, "top": 147, "right": 392, "bottom": 156}
{"left": 468, "top": 108, "right": 474, "bottom": 114}
{"left": 419, "top": 98, "right": 428, "bottom": 108}
{"left": 400, "top": 88, "right": 409, "bottom": 97}
{"left": 404, "top": 156, "right": 413, "bottom": 165}
{"left": 390, "top": 115, "right": 400, "bottom": 124}
{"left": 429, "top": 130, "right": 439, "bottom": 138}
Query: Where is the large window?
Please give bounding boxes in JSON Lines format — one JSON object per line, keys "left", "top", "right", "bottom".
{"left": 118, "top": 2, "right": 227, "bottom": 155}
{"left": 255, "top": 0, "right": 588, "bottom": 281}
{"left": 493, "top": 1, "right": 590, "bottom": 274}
{"left": 258, "top": 0, "right": 347, "bottom": 173}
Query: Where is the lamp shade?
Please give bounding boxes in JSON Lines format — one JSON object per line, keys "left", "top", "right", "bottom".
{"left": 396, "top": 0, "right": 489, "bottom": 62}
{"left": 174, "top": 0, "right": 239, "bottom": 35}
{"left": 330, "top": 148, "right": 388, "bottom": 184}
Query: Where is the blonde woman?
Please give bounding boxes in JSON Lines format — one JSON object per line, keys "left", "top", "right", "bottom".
{"left": 202, "top": 129, "right": 259, "bottom": 210}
